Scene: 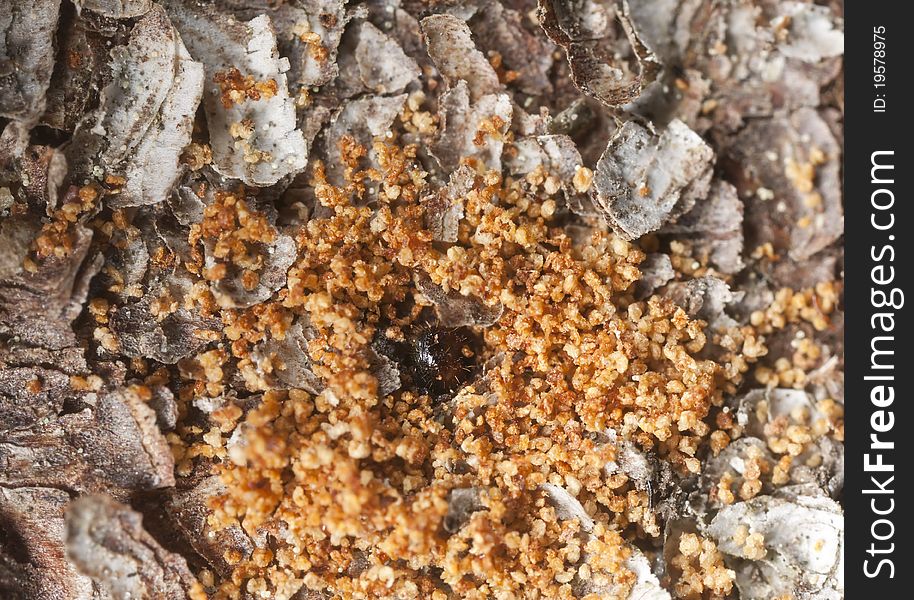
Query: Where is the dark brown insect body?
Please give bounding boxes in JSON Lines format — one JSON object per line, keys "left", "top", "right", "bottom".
{"left": 408, "top": 326, "right": 478, "bottom": 398}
